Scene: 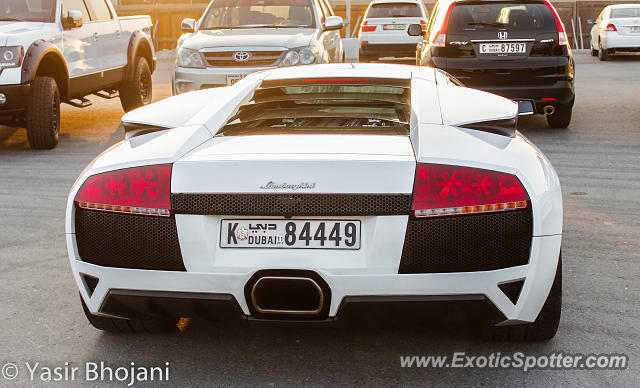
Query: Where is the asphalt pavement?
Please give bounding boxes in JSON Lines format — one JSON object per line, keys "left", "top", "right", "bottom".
{"left": 0, "top": 53, "right": 638, "bottom": 386}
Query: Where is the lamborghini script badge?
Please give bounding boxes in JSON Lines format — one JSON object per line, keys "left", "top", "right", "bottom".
{"left": 260, "top": 181, "right": 316, "bottom": 190}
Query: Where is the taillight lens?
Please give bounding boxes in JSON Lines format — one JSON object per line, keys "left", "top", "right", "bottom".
{"left": 432, "top": 2, "right": 456, "bottom": 47}
{"left": 420, "top": 19, "right": 427, "bottom": 31}
{"left": 606, "top": 23, "right": 617, "bottom": 32}
{"left": 411, "top": 164, "right": 529, "bottom": 218}
{"left": 544, "top": 0, "right": 568, "bottom": 46}
{"left": 74, "top": 164, "right": 172, "bottom": 217}
{"left": 360, "top": 21, "right": 377, "bottom": 32}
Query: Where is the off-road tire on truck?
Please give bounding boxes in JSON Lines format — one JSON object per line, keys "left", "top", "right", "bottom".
{"left": 119, "top": 56, "right": 152, "bottom": 112}
{"left": 80, "top": 295, "right": 177, "bottom": 333}
{"left": 25, "top": 76, "right": 60, "bottom": 150}
{"left": 546, "top": 104, "right": 572, "bottom": 128}
{"left": 482, "top": 254, "right": 562, "bottom": 341}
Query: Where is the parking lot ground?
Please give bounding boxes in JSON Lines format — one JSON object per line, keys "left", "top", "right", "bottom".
{"left": 0, "top": 53, "right": 638, "bottom": 386}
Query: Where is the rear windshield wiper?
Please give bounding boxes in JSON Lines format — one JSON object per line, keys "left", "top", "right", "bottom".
{"left": 466, "top": 22, "right": 508, "bottom": 27}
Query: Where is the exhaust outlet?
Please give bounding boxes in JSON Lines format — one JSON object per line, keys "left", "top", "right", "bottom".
{"left": 543, "top": 105, "right": 556, "bottom": 115}
{"left": 251, "top": 276, "right": 324, "bottom": 315}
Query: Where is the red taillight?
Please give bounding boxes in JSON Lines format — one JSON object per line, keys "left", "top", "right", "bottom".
{"left": 411, "top": 164, "right": 529, "bottom": 218}
{"left": 544, "top": 0, "right": 568, "bottom": 46}
{"left": 420, "top": 19, "right": 427, "bottom": 31}
{"left": 360, "top": 21, "right": 377, "bottom": 32}
{"left": 606, "top": 23, "right": 617, "bottom": 32}
{"left": 74, "top": 164, "right": 172, "bottom": 217}
{"left": 432, "top": 2, "right": 456, "bottom": 47}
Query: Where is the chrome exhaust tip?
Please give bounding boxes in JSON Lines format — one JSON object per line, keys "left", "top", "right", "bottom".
{"left": 543, "top": 105, "right": 556, "bottom": 115}
{"left": 250, "top": 276, "right": 324, "bottom": 316}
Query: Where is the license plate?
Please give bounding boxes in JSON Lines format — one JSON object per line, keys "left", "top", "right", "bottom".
{"left": 220, "top": 219, "right": 361, "bottom": 249}
{"left": 226, "top": 74, "right": 246, "bottom": 86}
{"left": 383, "top": 24, "right": 406, "bottom": 30}
{"left": 479, "top": 42, "right": 527, "bottom": 54}
{"left": 631, "top": 26, "right": 640, "bottom": 32}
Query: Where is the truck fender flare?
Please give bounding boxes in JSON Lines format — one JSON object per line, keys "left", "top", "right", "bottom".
{"left": 21, "top": 40, "right": 70, "bottom": 100}
{"left": 126, "top": 31, "right": 155, "bottom": 82}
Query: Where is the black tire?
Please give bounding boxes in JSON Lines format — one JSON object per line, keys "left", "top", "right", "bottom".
{"left": 119, "top": 56, "right": 152, "bottom": 112}
{"left": 590, "top": 45, "right": 598, "bottom": 56}
{"left": 483, "top": 254, "right": 562, "bottom": 341}
{"left": 25, "top": 76, "right": 60, "bottom": 150}
{"left": 546, "top": 104, "right": 572, "bottom": 128}
{"left": 598, "top": 40, "right": 608, "bottom": 61}
{"left": 80, "top": 295, "right": 177, "bottom": 333}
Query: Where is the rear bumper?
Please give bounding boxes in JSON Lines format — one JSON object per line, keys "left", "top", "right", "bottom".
{"left": 0, "top": 83, "right": 29, "bottom": 120}
{"left": 360, "top": 43, "right": 418, "bottom": 58}
{"left": 602, "top": 33, "right": 640, "bottom": 50}
{"left": 473, "top": 80, "right": 575, "bottom": 112}
{"left": 69, "top": 233, "right": 562, "bottom": 325}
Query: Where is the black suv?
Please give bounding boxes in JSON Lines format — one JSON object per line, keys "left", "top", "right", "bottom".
{"left": 409, "top": 0, "right": 575, "bottom": 128}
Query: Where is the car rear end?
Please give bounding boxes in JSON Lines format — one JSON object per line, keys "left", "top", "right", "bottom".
{"left": 425, "top": 0, "right": 574, "bottom": 116}
{"left": 603, "top": 6, "right": 640, "bottom": 52}
{"left": 358, "top": 0, "right": 428, "bottom": 59}
{"left": 68, "top": 69, "right": 560, "bottom": 335}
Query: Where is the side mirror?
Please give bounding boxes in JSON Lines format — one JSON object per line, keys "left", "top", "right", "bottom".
{"left": 516, "top": 100, "right": 535, "bottom": 116}
{"left": 181, "top": 18, "right": 196, "bottom": 33}
{"left": 323, "top": 16, "right": 344, "bottom": 31}
{"left": 407, "top": 24, "right": 425, "bottom": 37}
{"left": 587, "top": 19, "right": 595, "bottom": 25}
{"left": 62, "top": 10, "right": 83, "bottom": 30}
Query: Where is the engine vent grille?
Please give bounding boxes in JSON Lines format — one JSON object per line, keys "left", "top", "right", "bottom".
{"left": 75, "top": 209, "right": 186, "bottom": 271}
{"left": 399, "top": 208, "right": 532, "bottom": 273}
{"left": 171, "top": 193, "right": 412, "bottom": 216}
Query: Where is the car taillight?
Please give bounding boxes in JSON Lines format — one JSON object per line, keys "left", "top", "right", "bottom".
{"left": 606, "top": 23, "right": 617, "bottom": 32}
{"left": 420, "top": 19, "right": 427, "bottom": 31}
{"left": 432, "top": 2, "right": 455, "bottom": 47}
{"left": 544, "top": 0, "right": 568, "bottom": 46}
{"left": 411, "top": 164, "right": 529, "bottom": 218}
{"left": 360, "top": 21, "right": 377, "bottom": 32}
{"left": 74, "top": 164, "right": 172, "bottom": 217}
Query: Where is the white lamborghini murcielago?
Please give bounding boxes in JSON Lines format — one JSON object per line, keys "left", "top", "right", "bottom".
{"left": 66, "top": 64, "right": 562, "bottom": 340}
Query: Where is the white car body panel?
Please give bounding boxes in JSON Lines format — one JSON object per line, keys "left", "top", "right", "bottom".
{"left": 67, "top": 64, "right": 562, "bottom": 326}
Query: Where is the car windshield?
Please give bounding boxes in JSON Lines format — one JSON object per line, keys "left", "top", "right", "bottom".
{"left": 201, "top": 0, "right": 316, "bottom": 30}
{"left": 0, "top": 0, "right": 56, "bottom": 23}
{"left": 610, "top": 8, "right": 640, "bottom": 18}
{"left": 368, "top": 3, "right": 422, "bottom": 18}
{"left": 448, "top": 3, "right": 556, "bottom": 32}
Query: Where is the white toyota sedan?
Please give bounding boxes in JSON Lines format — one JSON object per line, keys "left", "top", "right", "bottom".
{"left": 589, "top": 4, "right": 640, "bottom": 61}
{"left": 66, "top": 64, "right": 563, "bottom": 341}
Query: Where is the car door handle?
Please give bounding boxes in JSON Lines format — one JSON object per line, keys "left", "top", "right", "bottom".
{"left": 93, "top": 32, "right": 99, "bottom": 41}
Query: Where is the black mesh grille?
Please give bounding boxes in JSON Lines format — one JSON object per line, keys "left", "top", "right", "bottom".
{"left": 399, "top": 208, "right": 532, "bottom": 273}
{"left": 171, "top": 193, "right": 412, "bottom": 216}
{"left": 75, "top": 209, "right": 186, "bottom": 271}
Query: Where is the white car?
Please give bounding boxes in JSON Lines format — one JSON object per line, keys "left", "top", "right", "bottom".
{"left": 173, "top": 0, "right": 344, "bottom": 94}
{"left": 357, "top": 0, "right": 428, "bottom": 61}
{"left": 0, "top": 0, "right": 155, "bottom": 149}
{"left": 589, "top": 4, "right": 640, "bottom": 61}
{"left": 66, "top": 64, "right": 563, "bottom": 341}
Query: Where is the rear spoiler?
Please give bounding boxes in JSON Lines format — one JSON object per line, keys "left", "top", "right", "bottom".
{"left": 122, "top": 121, "right": 172, "bottom": 139}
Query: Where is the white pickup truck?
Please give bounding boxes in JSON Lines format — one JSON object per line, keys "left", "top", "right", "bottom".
{"left": 0, "top": 0, "right": 156, "bottom": 149}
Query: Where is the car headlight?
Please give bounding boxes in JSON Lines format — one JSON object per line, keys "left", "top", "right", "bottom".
{"left": 0, "top": 46, "right": 24, "bottom": 69}
{"left": 281, "top": 46, "right": 318, "bottom": 67}
{"left": 177, "top": 47, "right": 207, "bottom": 69}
